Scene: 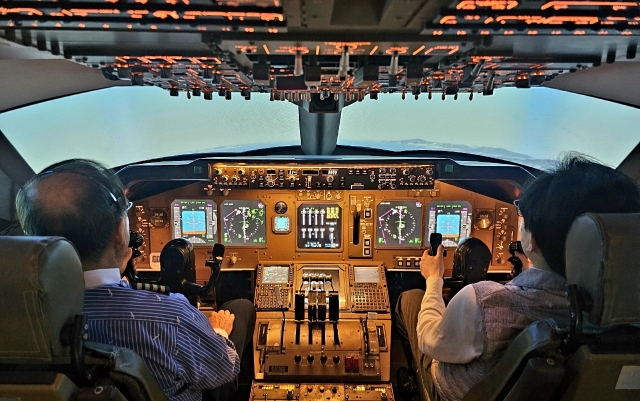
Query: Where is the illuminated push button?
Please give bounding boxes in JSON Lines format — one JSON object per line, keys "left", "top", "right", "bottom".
{"left": 319, "top": 386, "right": 325, "bottom": 393}
{"left": 307, "top": 385, "right": 313, "bottom": 393}
{"left": 331, "top": 386, "right": 338, "bottom": 394}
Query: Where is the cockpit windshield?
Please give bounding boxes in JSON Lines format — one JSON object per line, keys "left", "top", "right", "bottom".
{"left": 1, "top": 86, "right": 638, "bottom": 172}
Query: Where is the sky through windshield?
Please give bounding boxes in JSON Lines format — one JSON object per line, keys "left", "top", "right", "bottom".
{"left": 1, "top": 86, "right": 638, "bottom": 172}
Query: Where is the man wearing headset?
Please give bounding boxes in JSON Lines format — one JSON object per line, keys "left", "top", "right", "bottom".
{"left": 16, "top": 159, "right": 255, "bottom": 401}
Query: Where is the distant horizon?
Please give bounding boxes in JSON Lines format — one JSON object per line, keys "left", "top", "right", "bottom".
{"left": 1, "top": 86, "right": 638, "bottom": 172}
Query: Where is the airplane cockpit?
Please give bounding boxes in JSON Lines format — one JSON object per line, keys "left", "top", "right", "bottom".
{"left": 1, "top": 1, "right": 640, "bottom": 401}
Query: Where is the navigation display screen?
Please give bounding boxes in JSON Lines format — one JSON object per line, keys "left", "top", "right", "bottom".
{"left": 354, "top": 267, "right": 380, "bottom": 283}
{"left": 221, "top": 200, "right": 266, "bottom": 246}
{"left": 297, "top": 204, "right": 342, "bottom": 249}
{"left": 425, "top": 201, "right": 472, "bottom": 247}
{"left": 376, "top": 201, "right": 423, "bottom": 247}
{"left": 262, "top": 265, "right": 290, "bottom": 284}
{"left": 171, "top": 199, "right": 217, "bottom": 244}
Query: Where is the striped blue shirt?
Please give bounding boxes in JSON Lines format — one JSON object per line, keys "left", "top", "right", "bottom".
{"left": 83, "top": 269, "right": 240, "bottom": 401}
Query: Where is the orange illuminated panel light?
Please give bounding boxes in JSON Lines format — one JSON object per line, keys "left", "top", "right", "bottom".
{"left": 472, "top": 55, "right": 504, "bottom": 62}
{"left": 326, "top": 42, "right": 371, "bottom": 55}
{"left": 385, "top": 46, "right": 409, "bottom": 55}
{"left": 542, "top": 1, "right": 637, "bottom": 10}
{"left": 495, "top": 15, "right": 599, "bottom": 24}
{"left": 440, "top": 16, "right": 458, "bottom": 24}
{"left": 457, "top": 0, "right": 519, "bottom": 10}
{"left": 0, "top": 7, "right": 44, "bottom": 16}
{"left": 432, "top": 30, "right": 444, "bottom": 35}
{"left": 128, "top": 10, "right": 149, "bottom": 19}
{"left": 412, "top": 45, "right": 426, "bottom": 55}
{"left": 69, "top": 8, "right": 120, "bottom": 17}
{"left": 184, "top": 11, "right": 284, "bottom": 22}
{"left": 154, "top": 10, "right": 179, "bottom": 19}
{"left": 424, "top": 45, "right": 460, "bottom": 55}
{"left": 369, "top": 45, "right": 378, "bottom": 55}
{"left": 263, "top": 44, "right": 271, "bottom": 55}
{"left": 275, "top": 46, "right": 310, "bottom": 54}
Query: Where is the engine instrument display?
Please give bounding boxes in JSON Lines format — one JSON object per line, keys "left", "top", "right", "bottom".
{"left": 297, "top": 204, "right": 342, "bottom": 249}
{"left": 426, "top": 201, "right": 472, "bottom": 247}
{"left": 262, "top": 265, "right": 290, "bottom": 284}
{"left": 354, "top": 266, "right": 380, "bottom": 283}
{"left": 376, "top": 201, "right": 423, "bottom": 247}
{"left": 221, "top": 200, "right": 266, "bottom": 246}
{"left": 171, "top": 199, "right": 217, "bottom": 244}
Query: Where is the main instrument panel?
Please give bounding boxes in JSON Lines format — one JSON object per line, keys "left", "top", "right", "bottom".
{"left": 130, "top": 162, "right": 518, "bottom": 275}
{"left": 127, "top": 161, "right": 521, "bottom": 401}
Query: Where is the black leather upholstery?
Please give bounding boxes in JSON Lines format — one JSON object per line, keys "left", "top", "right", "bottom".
{"left": 0, "top": 236, "right": 84, "bottom": 363}
{"left": 565, "top": 213, "right": 640, "bottom": 326}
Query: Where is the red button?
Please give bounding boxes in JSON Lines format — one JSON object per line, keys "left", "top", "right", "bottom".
{"left": 352, "top": 356, "right": 359, "bottom": 372}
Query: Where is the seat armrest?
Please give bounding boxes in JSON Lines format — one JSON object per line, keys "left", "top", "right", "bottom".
{"left": 84, "top": 342, "right": 170, "bottom": 401}
{"left": 463, "top": 320, "right": 564, "bottom": 401}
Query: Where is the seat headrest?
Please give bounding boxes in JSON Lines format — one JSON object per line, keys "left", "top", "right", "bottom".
{"left": 0, "top": 236, "right": 84, "bottom": 363}
{"left": 565, "top": 213, "right": 640, "bottom": 326}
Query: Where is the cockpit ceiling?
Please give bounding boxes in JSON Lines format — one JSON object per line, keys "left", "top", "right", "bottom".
{"left": 0, "top": 0, "right": 639, "bottom": 106}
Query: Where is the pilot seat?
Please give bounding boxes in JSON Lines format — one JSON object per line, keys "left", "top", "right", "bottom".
{"left": 464, "top": 213, "right": 640, "bottom": 401}
{"left": 0, "top": 236, "right": 169, "bottom": 401}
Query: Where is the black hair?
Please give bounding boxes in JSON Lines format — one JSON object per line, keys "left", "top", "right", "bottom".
{"left": 518, "top": 154, "right": 640, "bottom": 277}
{"left": 16, "top": 159, "right": 128, "bottom": 264}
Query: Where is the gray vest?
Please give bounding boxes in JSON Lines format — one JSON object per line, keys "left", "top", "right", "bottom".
{"left": 431, "top": 268, "right": 569, "bottom": 401}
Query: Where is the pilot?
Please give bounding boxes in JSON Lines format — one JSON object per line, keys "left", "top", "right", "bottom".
{"left": 396, "top": 155, "right": 640, "bottom": 401}
{"left": 15, "top": 159, "right": 256, "bottom": 401}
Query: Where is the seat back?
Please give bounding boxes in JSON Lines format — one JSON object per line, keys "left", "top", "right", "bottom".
{"left": 0, "top": 236, "right": 84, "bottom": 363}
{"left": 464, "top": 213, "right": 640, "bottom": 401}
{"left": 558, "top": 212, "right": 640, "bottom": 401}
{"left": 0, "top": 236, "right": 85, "bottom": 399}
{"left": 0, "top": 236, "right": 169, "bottom": 401}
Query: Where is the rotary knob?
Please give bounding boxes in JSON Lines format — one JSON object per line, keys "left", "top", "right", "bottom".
{"left": 294, "top": 354, "right": 302, "bottom": 364}
{"left": 286, "top": 390, "right": 294, "bottom": 400}
{"left": 320, "top": 354, "right": 328, "bottom": 365}
{"left": 333, "top": 355, "right": 341, "bottom": 365}
{"left": 307, "top": 355, "right": 315, "bottom": 364}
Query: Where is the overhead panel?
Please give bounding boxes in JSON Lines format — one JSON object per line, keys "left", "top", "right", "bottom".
{"left": 0, "top": 0, "right": 637, "bottom": 105}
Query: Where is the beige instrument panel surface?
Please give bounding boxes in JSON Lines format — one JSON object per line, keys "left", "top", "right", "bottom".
{"left": 129, "top": 164, "right": 518, "bottom": 280}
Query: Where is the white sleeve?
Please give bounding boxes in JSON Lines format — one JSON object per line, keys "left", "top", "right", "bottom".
{"left": 416, "top": 277, "right": 484, "bottom": 364}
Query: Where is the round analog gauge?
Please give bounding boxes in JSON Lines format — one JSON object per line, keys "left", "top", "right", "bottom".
{"left": 474, "top": 210, "right": 494, "bottom": 230}
{"left": 275, "top": 201, "right": 288, "bottom": 214}
{"left": 150, "top": 209, "right": 169, "bottom": 228}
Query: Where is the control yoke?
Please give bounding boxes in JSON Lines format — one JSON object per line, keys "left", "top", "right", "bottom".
{"left": 124, "top": 232, "right": 225, "bottom": 306}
